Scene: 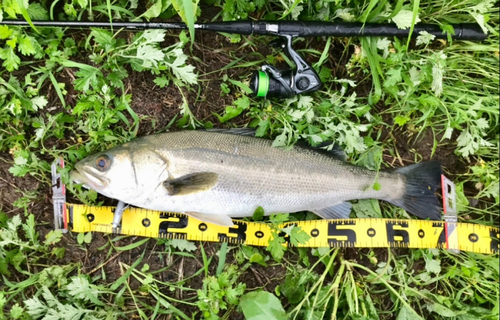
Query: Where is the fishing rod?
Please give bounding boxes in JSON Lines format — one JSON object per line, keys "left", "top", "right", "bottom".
{"left": 2, "top": 19, "right": 488, "bottom": 98}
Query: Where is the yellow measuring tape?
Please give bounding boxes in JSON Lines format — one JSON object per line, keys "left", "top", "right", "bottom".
{"left": 65, "top": 204, "right": 499, "bottom": 255}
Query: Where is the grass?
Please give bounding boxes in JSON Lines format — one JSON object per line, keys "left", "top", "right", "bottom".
{"left": 0, "top": 0, "right": 498, "bottom": 319}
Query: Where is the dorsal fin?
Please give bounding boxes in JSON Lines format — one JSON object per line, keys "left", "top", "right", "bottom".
{"left": 296, "top": 140, "right": 347, "bottom": 161}
{"left": 204, "top": 129, "right": 346, "bottom": 161}
{"left": 204, "top": 128, "right": 256, "bottom": 137}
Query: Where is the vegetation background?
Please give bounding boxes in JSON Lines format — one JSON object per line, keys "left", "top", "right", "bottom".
{"left": 0, "top": 0, "right": 498, "bottom": 319}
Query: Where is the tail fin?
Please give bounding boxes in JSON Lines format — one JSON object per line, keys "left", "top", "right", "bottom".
{"left": 386, "top": 161, "right": 443, "bottom": 220}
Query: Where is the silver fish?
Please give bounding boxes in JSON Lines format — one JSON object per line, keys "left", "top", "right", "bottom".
{"left": 70, "top": 129, "right": 442, "bottom": 226}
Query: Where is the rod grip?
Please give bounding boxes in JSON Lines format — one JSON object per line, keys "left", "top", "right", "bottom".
{"left": 274, "top": 21, "right": 488, "bottom": 40}
{"left": 452, "top": 23, "right": 489, "bottom": 40}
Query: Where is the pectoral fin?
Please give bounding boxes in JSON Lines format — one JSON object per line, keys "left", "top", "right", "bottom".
{"left": 311, "top": 202, "right": 352, "bottom": 219}
{"left": 185, "top": 212, "right": 234, "bottom": 227}
{"left": 163, "top": 172, "right": 218, "bottom": 196}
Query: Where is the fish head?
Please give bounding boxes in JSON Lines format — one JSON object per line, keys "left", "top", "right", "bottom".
{"left": 70, "top": 143, "right": 167, "bottom": 201}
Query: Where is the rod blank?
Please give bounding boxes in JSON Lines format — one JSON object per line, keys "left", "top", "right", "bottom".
{"left": 0, "top": 19, "right": 488, "bottom": 41}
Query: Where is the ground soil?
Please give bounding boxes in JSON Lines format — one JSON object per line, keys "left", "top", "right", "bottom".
{"left": 0, "top": 6, "right": 494, "bottom": 319}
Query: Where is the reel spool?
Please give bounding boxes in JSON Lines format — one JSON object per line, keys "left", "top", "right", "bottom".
{"left": 249, "top": 35, "right": 322, "bottom": 98}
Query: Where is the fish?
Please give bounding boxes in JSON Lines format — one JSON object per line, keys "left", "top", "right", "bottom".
{"left": 70, "top": 129, "right": 443, "bottom": 227}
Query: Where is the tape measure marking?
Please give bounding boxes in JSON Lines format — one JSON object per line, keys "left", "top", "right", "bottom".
{"left": 66, "top": 204, "right": 499, "bottom": 254}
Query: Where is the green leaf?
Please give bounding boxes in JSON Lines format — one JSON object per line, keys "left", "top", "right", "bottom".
{"left": 240, "top": 291, "right": 287, "bottom": 320}
{"left": 396, "top": 306, "right": 414, "bottom": 320}
{"left": 142, "top": 29, "right": 166, "bottom": 44}
{"left": 318, "top": 66, "right": 332, "bottom": 82}
{"left": 30, "top": 96, "right": 48, "bottom": 111}
{"left": 90, "top": 29, "right": 116, "bottom": 51}
{"left": 16, "top": 0, "right": 40, "bottom": 33}
{"left": 74, "top": 68, "right": 103, "bottom": 92}
{"left": 216, "top": 105, "right": 244, "bottom": 123}
{"left": 64, "top": 3, "right": 77, "bottom": 17}
{"left": 272, "top": 132, "right": 287, "bottom": 148}
{"left": 249, "top": 252, "right": 266, "bottom": 266}
{"left": 297, "top": 95, "right": 314, "bottom": 109}
{"left": 229, "top": 283, "right": 246, "bottom": 305}
{"left": 270, "top": 213, "right": 289, "bottom": 225}
{"left": 267, "top": 232, "right": 285, "bottom": 261}
{"left": 140, "top": 0, "right": 171, "bottom": 19}
{"left": 24, "top": 297, "right": 47, "bottom": 319}
{"left": 252, "top": 206, "right": 265, "bottom": 221}
{"left": 8, "top": 165, "right": 30, "bottom": 177}
{"left": 76, "top": 0, "right": 88, "bottom": 8}
{"left": 467, "top": 0, "right": 495, "bottom": 33}
{"left": 107, "top": 68, "right": 129, "bottom": 88}
{"left": 0, "top": 46, "right": 21, "bottom": 71}
{"left": 220, "top": 82, "right": 230, "bottom": 94}
{"left": 256, "top": 120, "right": 269, "bottom": 137}
{"left": 27, "top": 3, "right": 48, "bottom": 20}
{"left": 22, "top": 214, "right": 39, "bottom": 246}
{"left": 110, "top": 252, "right": 144, "bottom": 291}
{"left": 426, "top": 303, "right": 457, "bottom": 317}
{"left": 114, "top": 237, "right": 149, "bottom": 251}
{"left": 288, "top": 226, "right": 311, "bottom": 246}
{"left": 10, "top": 303, "right": 23, "bottom": 319}
{"left": 83, "top": 232, "right": 92, "bottom": 244}
{"left": 170, "top": 239, "right": 197, "bottom": 252}
{"left": 227, "top": 78, "right": 253, "bottom": 94}
{"left": 136, "top": 44, "right": 165, "bottom": 67}
{"left": 279, "top": 274, "right": 305, "bottom": 304}
{"left": 394, "top": 115, "right": 410, "bottom": 126}
{"left": 216, "top": 242, "right": 228, "bottom": 276}
{"left": 66, "top": 276, "right": 105, "bottom": 306}
{"left": 0, "top": 25, "right": 13, "bottom": 39}
{"left": 391, "top": 9, "right": 421, "bottom": 29}
{"left": 165, "top": 47, "right": 197, "bottom": 84}
{"left": 416, "top": 31, "right": 436, "bottom": 46}
{"left": 44, "top": 230, "right": 63, "bottom": 246}
{"left": 376, "top": 37, "right": 391, "bottom": 59}
{"left": 52, "top": 247, "right": 66, "bottom": 259}
{"left": 222, "top": 0, "right": 235, "bottom": 20}
{"left": 154, "top": 76, "right": 169, "bottom": 88}
{"left": 13, "top": 153, "right": 28, "bottom": 165}
{"left": 408, "top": 67, "right": 421, "bottom": 87}
{"left": 353, "top": 199, "right": 382, "bottom": 218}
{"left": 18, "top": 35, "right": 36, "bottom": 55}
{"left": 171, "top": 0, "right": 199, "bottom": 44}
{"left": 384, "top": 67, "right": 402, "bottom": 88}
{"left": 430, "top": 52, "right": 446, "bottom": 97}
{"left": 6, "top": 37, "right": 17, "bottom": 48}
{"left": 0, "top": 292, "right": 5, "bottom": 309}
{"left": 425, "top": 258, "right": 441, "bottom": 275}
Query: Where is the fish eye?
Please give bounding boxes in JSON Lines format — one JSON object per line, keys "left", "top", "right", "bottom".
{"left": 94, "top": 154, "right": 111, "bottom": 171}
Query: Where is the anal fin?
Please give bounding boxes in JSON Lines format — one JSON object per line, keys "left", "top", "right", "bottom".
{"left": 185, "top": 212, "right": 235, "bottom": 227}
{"left": 311, "top": 202, "right": 352, "bottom": 219}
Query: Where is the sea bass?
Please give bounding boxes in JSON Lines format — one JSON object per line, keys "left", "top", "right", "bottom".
{"left": 70, "top": 129, "right": 443, "bottom": 226}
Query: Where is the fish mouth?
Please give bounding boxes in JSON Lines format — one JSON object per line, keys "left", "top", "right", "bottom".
{"left": 70, "top": 166, "right": 107, "bottom": 191}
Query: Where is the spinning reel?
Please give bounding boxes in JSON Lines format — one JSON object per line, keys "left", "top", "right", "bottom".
{"left": 249, "top": 35, "right": 322, "bottom": 98}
